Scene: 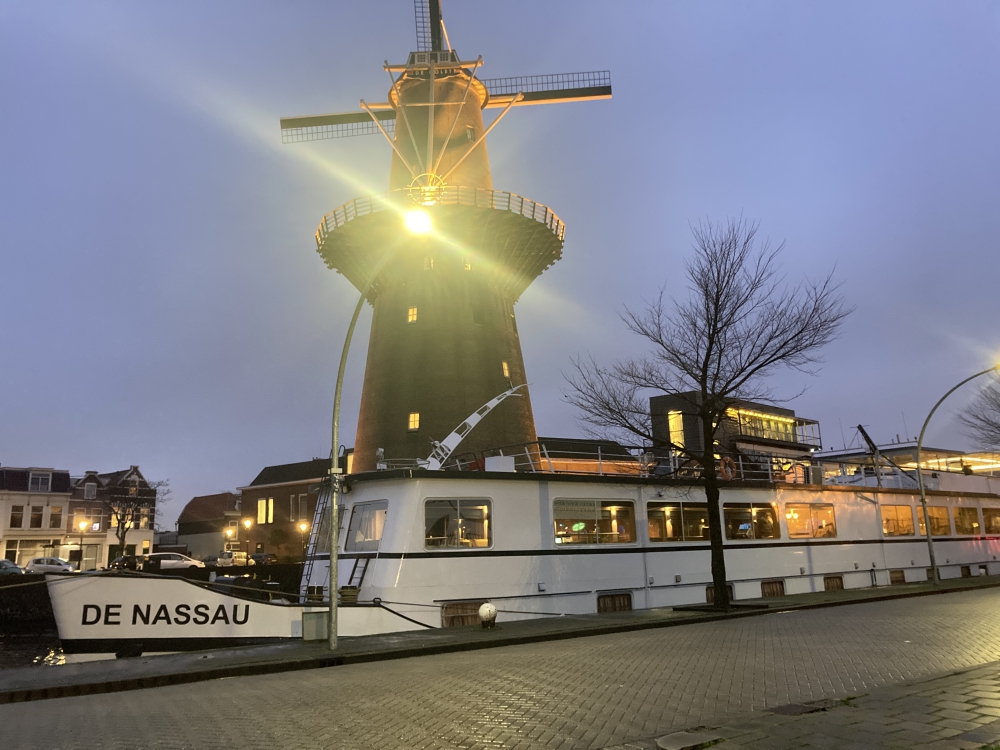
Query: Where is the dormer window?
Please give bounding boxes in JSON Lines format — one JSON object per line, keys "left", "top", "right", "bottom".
{"left": 29, "top": 473, "right": 50, "bottom": 493}
{"left": 84, "top": 483, "right": 97, "bottom": 500}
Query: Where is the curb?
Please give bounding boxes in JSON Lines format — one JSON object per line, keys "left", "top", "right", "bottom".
{"left": 3, "top": 579, "right": 1000, "bottom": 704}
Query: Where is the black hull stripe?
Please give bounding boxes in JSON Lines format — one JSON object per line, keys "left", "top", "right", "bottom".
{"left": 305, "top": 536, "right": 995, "bottom": 561}
{"left": 60, "top": 637, "right": 294, "bottom": 654}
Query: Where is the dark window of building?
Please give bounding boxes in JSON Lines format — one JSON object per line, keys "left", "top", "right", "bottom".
{"left": 425, "top": 499, "right": 492, "bottom": 549}
{"left": 723, "top": 503, "right": 780, "bottom": 540}
{"left": 299, "top": 495, "right": 308, "bottom": 522}
{"left": 554, "top": 500, "right": 635, "bottom": 545}
{"left": 9, "top": 506, "right": 23, "bottom": 529}
{"left": 29, "top": 473, "right": 50, "bottom": 492}
{"left": 84, "top": 483, "right": 97, "bottom": 500}
{"left": 49, "top": 506, "right": 62, "bottom": 529}
{"left": 597, "top": 592, "right": 632, "bottom": 613}
{"left": 29, "top": 507, "right": 43, "bottom": 529}
{"left": 681, "top": 503, "right": 710, "bottom": 541}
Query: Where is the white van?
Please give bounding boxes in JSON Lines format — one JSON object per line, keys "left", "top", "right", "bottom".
{"left": 216, "top": 550, "right": 254, "bottom": 567}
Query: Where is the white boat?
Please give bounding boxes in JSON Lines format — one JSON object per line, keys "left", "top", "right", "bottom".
{"left": 47, "top": 454, "right": 1000, "bottom": 657}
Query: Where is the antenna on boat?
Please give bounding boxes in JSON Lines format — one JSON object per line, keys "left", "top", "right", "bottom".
{"left": 422, "top": 384, "right": 527, "bottom": 470}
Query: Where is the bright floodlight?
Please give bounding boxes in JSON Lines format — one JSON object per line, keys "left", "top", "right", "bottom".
{"left": 405, "top": 210, "right": 432, "bottom": 234}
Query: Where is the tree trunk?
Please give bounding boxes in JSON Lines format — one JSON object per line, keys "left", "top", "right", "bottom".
{"left": 701, "top": 412, "right": 729, "bottom": 610}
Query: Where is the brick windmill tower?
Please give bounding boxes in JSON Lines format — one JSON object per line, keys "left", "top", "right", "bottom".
{"left": 281, "top": 1, "right": 611, "bottom": 471}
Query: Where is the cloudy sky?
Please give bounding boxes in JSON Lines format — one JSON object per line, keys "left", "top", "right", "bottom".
{"left": 2, "top": 1, "right": 998, "bottom": 526}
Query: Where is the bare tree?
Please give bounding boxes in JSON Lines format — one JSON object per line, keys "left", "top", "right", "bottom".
{"left": 104, "top": 477, "right": 159, "bottom": 558}
{"left": 960, "top": 376, "right": 1000, "bottom": 449}
{"left": 564, "top": 218, "right": 851, "bottom": 609}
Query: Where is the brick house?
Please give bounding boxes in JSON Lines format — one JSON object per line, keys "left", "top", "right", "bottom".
{"left": 237, "top": 459, "right": 327, "bottom": 560}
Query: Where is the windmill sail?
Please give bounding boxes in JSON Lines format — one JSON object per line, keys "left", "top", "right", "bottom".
{"left": 481, "top": 71, "right": 612, "bottom": 106}
{"left": 280, "top": 110, "right": 396, "bottom": 144}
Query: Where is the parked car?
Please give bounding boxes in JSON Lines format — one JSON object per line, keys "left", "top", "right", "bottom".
{"left": 25, "top": 557, "right": 75, "bottom": 574}
{"left": 0, "top": 559, "right": 24, "bottom": 575}
{"left": 216, "top": 551, "right": 254, "bottom": 567}
{"left": 144, "top": 552, "right": 205, "bottom": 570}
{"left": 109, "top": 555, "right": 140, "bottom": 570}
{"left": 202, "top": 555, "right": 218, "bottom": 565}
{"left": 250, "top": 553, "right": 278, "bottom": 565}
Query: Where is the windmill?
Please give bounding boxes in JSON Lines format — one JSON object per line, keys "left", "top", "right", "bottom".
{"left": 281, "top": 0, "right": 611, "bottom": 471}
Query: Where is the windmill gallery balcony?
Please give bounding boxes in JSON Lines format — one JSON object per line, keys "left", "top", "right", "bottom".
{"left": 313, "top": 187, "right": 565, "bottom": 301}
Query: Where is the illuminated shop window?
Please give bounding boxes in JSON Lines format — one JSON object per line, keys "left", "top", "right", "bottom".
{"left": 553, "top": 499, "right": 635, "bottom": 545}
{"left": 881, "top": 505, "right": 915, "bottom": 536}
{"left": 407, "top": 306, "right": 418, "bottom": 323}
{"left": 408, "top": 412, "right": 420, "bottom": 431}
{"left": 723, "top": 502, "right": 780, "bottom": 540}
{"left": 785, "top": 503, "right": 837, "bottom": 538}
{"left": 917, "top": 506, "right": 951, "bottom": 536}
{"left": 425, "top": 498, "right": 491, "bottom": 549}
{"left": 501, "top": 361, "right": 510, "bottom": 378}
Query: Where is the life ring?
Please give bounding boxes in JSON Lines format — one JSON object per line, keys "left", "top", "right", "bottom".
{"left": 719, "top": 456, "right": 737, "bottom": 481}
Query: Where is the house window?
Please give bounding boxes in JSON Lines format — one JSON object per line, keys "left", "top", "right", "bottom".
{"left": 29, "top": 507, "right": 44, "bottom": 529}
{"left": 49, "top": 506, "right": 63, "bottom": 529}
{"left": 9, "top": 506, "right": 23, "bottom": 529}
{"left": 984, "top": 507, "right": 1000, "bottom": 535}
{"left": 917, "top": 506, "right": 951, "bottom": 536}
{"left": 267, "top": 497, "right": 274, "bottom": 524}
{"left": 501, "top": 361, "right": 510, "bottom": 378}
{"left": 142, "top": 541, "right": 150, "bottom": 553}
{"left": 881, "top": 505, "right": 915, "bottom": 536}
{"left": 29, "top": 473, "right": 50, "bottom": 492}
{"left": 408, "top": 412, "right": 420, "bottom": 431}
{"left": 344, "top": 501, "right": 388, "bottom": 552}
{"left": 723, "top": 503, "right": 780, "bottom": 540}
{"left": 407, "top": 306, "right": 418, "bottom": 323}
{"left": 553, "top": 499, "right": 635, "bottom": 545}
{"left": 84, "top": 482, "right": 97, "bottom": 500}
{"left": 423, "top": 256, "right": 434, "bottom": 270}
{"left": 425, "top": 498, "right": 492, "bottom": 549}
{"left": 257, "top": 499, "right": 267, "bottom": 525}
{"left": 953, "top": 506, "right": 981, "bottom": 536}
{"left": 290, "top": 494, "right": 297, "bottom": 522}
{"left": 785, "top": 503, "right": 837, "bottom": 538}
{"left": 299, "top": 495, "right": 308, "bottom": 522}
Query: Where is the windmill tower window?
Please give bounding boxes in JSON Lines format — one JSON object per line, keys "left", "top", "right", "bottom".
{"left": 408, "top": 412, "right": 420, "bottom": 431}
{"left": 502, "top": 361, "right": 510, "bottom": 378}
{"left": 407, "top": 306, "right": 418, "bottom": 323}
{"left": 465, "top": 125, "right": 475, "bottom": 142}
{"left": 423, "top": 257, "right": 434, "bottom": 270}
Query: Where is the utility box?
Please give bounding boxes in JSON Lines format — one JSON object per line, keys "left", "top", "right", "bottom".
{"left": 302, "top": 610, "right": 328, "bottom": 641}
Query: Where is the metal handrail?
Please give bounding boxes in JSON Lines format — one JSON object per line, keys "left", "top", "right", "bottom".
{"left": 315, "top": 187, "right": 566, "bottom": 251}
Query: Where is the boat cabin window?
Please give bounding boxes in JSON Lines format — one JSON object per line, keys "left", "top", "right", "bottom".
{"left": 425, "top": 499, "right": 492, "bottom": 549}
{"left": 723, "top": 503, "right": 780, "bottom": 540}
{"left": 983, "top": 508, "right": 1000, "bottom": 535}
{"left": 344, "top": 501, "right": 388, "bottom": 552}
{"left": 953, "top": 506, "right": 981, "bottom": 536}
{"left": 881, "top": 505, "right": 915, "bottom": 536}
{"left": 554, "top": 499, "right": 635, "bottom": 545}
{"left": 917, "top": 506, "right": 951, "bottom": 536}
{"left": 784, "top": 503, "right": 837, "bottom": 538}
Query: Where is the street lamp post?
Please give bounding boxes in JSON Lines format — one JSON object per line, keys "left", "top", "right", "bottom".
{"left": 917, "top": 364, "right": 1000, "bottom": 585}
{"left": 326, "top": 210, "right": 429, "bottom": 651}
{"left": 298, "top": 522, "right": 309, "bottom": 559}
{"left": 77, "top": 520, "right": 89, "bottom": 571}
{"left": 243, "top": 518, "right": 253, "bottom": 564}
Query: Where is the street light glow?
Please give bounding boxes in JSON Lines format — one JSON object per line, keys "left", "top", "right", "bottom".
{"left": 243, "top": 518, "right": 253, "bottom": 530}
{"left": 405, "top": 209, "right": 432, "bottom": 234}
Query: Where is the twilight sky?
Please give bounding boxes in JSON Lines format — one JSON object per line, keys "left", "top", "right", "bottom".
{"left": 2, "top": 1, "right": 998, "bottom": 528}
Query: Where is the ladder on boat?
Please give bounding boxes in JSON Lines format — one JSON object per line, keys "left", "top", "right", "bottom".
{"left": 300, "top": 479, "right": 332, "bottom": 602}
{"left": 347, "top": 557, "right": 370, "bottom": 588}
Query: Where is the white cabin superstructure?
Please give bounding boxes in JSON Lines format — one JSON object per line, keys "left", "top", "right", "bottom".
{"left": 304, "top": 467, "right": 1000, "bottom": 629}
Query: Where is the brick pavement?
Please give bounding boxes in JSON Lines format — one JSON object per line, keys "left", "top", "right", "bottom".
{"left": 7, "top": 588, "right": 1000, "bottom": 749}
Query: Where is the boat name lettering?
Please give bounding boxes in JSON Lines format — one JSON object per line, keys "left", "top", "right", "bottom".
{"left": 80, "top": 603, "right": 250, "bottom": 626}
